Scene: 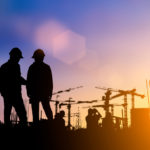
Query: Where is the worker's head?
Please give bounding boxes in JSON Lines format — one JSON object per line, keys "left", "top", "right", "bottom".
{"left": 92, "top": 108, "right": 97, "bottom": 113}
{"left": 32, "top": 49, "right": 45, "bottom": 62}
{"left": 88, "top": 108, "right": 93, "bottom": 115}
{"left": 60, "top": 111, "right": 65, "bottom": 118}
{"left": 9, "top": 47, "right": 23, "bottom": 63}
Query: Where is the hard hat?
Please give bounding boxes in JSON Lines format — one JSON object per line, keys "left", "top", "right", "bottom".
{"left": 32, "top": 49, "right": 45, "bottom": 58}
{"left": 9, "top": 47, "right": 23, "bottom": 58}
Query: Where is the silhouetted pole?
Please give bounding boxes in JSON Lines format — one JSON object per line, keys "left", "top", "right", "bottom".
{"left": 111, "top": 106, "right": 114, "bottom": 116}
{"left": 122, "top": 109, "right": 124, "bottom": 128}
{"left": 67, "top": 98, "right": 72, "bottom": 128}
{"left": 124, "top": 94, "right": 128, "bottom": 128}
{"left": 55, "top": 101, "right": 59, "bottom": 115}
{"left": 55, "top": 95, "right": 59, "bottom": 115}
{"left": 104, "top": 90, "right": 112, "bottom": 116}
{"left": 76, "top": 107, "right": 81, "bottom": 129}
{"left": 131, "top": 94, "right": 135, "bottom": 109}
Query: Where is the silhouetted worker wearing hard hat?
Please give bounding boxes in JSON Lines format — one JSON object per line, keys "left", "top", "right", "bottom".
{"left": 0, "top": 48, "right": 27, "bottom": 126}
{"left": 27, "top": 49, "right": 53, "bottom": 124}
{"left": 86, "top": 108, "right": 102, "bottom": 131}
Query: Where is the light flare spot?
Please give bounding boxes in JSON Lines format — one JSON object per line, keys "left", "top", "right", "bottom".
{"left": 34, "top": 20, "right": 66, "bottom": 51}
{"left": 34, "top": 21, "right": 87, "bottom": 64}
{"left": 52, "top": 30, "right": 86, "bottom": 64}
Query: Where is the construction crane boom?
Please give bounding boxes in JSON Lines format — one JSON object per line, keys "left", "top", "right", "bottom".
{"left": 53, "top": 86, "right": 83, "bottom": 95}
{"left": 110, "top": 88, "right": 145, "bottom": 128}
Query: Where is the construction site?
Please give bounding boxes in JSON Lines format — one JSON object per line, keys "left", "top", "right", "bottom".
{"left": 1, "top": 85, "right": 150, "bottom": 150}
{"left": 9, "top": 85, "right": 149, "bottom": 129}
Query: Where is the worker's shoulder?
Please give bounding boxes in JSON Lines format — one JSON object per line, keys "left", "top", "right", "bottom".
{"left": 41, "top": 62, "right": 52, "bottom": 71}
{"left": 42, "top": 62, "right": 50, "bottom": 67}
{"left": 1, "top": 61, "right": 20, "bottom": 68}
{"left": 1, "top": 61, "right": 9, "bottom": 69}
{"left": 29, "top": 62, "right": 50, "bottom": 69}
{"left": 28, "top": 63, "right": 34, "bottom": 69}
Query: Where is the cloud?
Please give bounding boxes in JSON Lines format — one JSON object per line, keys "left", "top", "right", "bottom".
{"left": 34, "top": 20, "right": 66, "bottom": 50}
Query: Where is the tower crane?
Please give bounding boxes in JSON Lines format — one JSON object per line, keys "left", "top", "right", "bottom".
{"left": 51, "top": 86, "right": 83, "bottom": 117}
{"left": 95, "top": 86, "right": 118, "bottom": 116}
{"left": 111, "top": 89, "right": 145, "bottom": 128}
{"left": 52, "top": 86, "right": 83, "bottom": 95}
{"left": 92, "top": 104, "right": 124, "bottom": 117}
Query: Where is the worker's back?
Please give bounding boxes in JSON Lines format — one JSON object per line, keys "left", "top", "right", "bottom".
{"left": 27, "top": 61, "right": 53, "bottom": 100}
{"left": 0, "top": 60, "right": 22, "bottom": 98}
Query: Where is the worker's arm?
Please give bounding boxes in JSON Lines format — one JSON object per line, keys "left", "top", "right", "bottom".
{"left": 18, "top": 64, "right": 27, "bottom": 85}
{"left": 26, "top": 66, "right": 33, "bottom": 98}
{"left": 48, "top": 66, "right": 53, "bottom": 99}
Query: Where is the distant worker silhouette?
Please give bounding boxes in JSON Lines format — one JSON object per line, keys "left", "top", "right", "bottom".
{"left": 27, "top": 49, "right": 53, "bottom": 124}
{"left": 54, "top": 111, "right": 65, "bottom": 131}
{"left": 0, "top": 48, "right": 27, "bottom": 126}
{"left": 86, "top": 108, "right": 102, "bottom": 130}
{"left": 102, "top": 112, "right": 114, "bottom": 130}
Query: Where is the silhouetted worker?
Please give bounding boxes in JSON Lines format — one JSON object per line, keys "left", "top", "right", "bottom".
{"left": 0, "top": 48, "right": 27, "bottom": 126}
{"left": 27, "top": 49, "right": 53, "bottom": 124}
{"left": 102, "top": 112, "right": 114, "bottom": 130}
{"left": 86, "top": 108, "right": 93, "bottom": 130}
{"left": 86, "top": 108, "right": 102, "bottom": 130}
{"left": 92, "top": 108, "right": 102, "bottom": 129}
{"left": 54, "top": 111, "right": 65, "bottom": 130}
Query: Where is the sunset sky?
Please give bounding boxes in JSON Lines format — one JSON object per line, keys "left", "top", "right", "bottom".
{"left": 0, "top": 0, "right": 150, "bottom": 127}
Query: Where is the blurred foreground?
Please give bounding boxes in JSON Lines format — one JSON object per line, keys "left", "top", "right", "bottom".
{"left": 0, "top": 120, "right": 150, "bottom": 150}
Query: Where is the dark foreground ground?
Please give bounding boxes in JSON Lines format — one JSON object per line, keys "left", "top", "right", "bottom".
{"left": 0, "top": 122, "right": 150, "bottom": 150}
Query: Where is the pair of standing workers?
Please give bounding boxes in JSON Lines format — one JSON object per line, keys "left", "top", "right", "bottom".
{"left": 0, "top": 48, "right": 53, "bottom": 126}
